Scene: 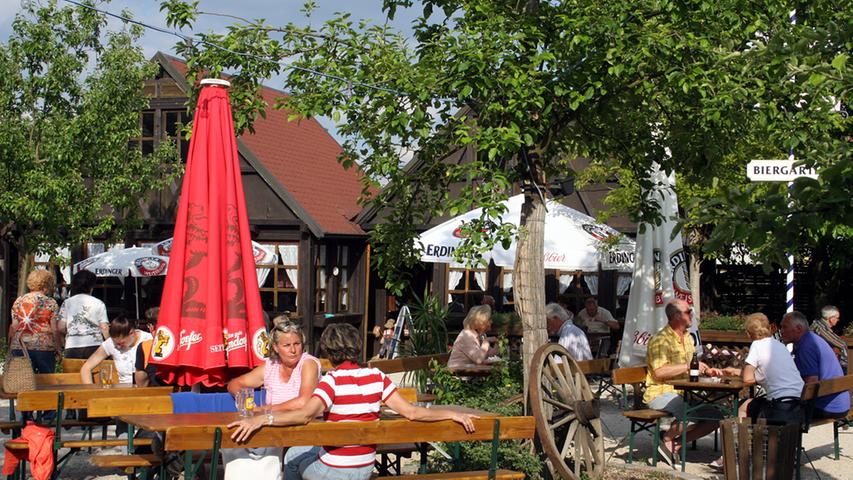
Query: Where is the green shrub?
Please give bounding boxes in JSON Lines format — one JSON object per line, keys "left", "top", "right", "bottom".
{"left": 700, "top": 313, "right": 746, "bottom": 331}
{"left": 428, "top": 357, "right": 543, "bottom": 479}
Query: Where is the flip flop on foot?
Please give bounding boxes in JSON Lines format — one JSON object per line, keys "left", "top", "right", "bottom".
{"left": 657, "top": 441, "right": 675, "bottom": 468}
{"left": 709, "top": 456, "right": 725, "bottom": 469}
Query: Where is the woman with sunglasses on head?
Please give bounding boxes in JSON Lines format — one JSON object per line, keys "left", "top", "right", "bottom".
{"left": 223, "top": 315, "right": 321, "bottom": 480}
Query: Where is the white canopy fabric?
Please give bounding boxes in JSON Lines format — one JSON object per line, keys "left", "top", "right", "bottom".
{"left": 73, "top": 247, "right": 169, "bottom": 278}
{"left": 618, "top": 164, "right": 699, "bottom": 367}
{"left": 418, "top": 194, "right": 635, "bottom": 272}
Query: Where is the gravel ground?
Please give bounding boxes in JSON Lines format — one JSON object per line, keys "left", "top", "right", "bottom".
{"left": 0, "top": 393, "right": 848, "bottom": 479}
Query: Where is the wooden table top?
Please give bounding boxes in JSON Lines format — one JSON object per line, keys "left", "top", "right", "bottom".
{"left": 16, "top": 385, "right": 174, "bottom": 410}
{"left": 668, "top": 377, "right": 745, "bottom": 391}
{"left": 447, "top": 364, "right": 500, "bottom": 377}
{"left": 160, "top": 406, "right": 532, "bottom": 451}
{"left": 121, "top": 404, "right": 494, "bottom": 432}
{"left": 1, "top": 383, "right": 156, "bottom": 400}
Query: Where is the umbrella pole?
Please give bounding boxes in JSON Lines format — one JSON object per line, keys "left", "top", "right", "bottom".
{"left": 135, "top": 277, "right": 140, "bottom": 319}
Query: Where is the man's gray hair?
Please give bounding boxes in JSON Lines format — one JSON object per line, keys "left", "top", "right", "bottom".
{"left": 782, "top": 311, "right": 809, "bottom": 329}
{"left": 821, "top": 305, "right": 839, "bottom": 320}
{"left": 545, "top": 303, "right": 573, "bottom": 323}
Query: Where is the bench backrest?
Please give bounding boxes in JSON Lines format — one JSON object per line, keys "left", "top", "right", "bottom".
{"left": 165, "top": 415, "right": 535, "bottom": 451}
{"left": 16, "top": 386, "right": 174, "bottom": 411}
{"left": 576, "top": 358, "right": 613, "bottom": 375}
{"left": 612, "top": 366, "right": 647, "bottom": 385}
{"left": 367, "top": 353, "right": 450, "bottom": 374}
{"left": 612, "top": 365, "right": 648, "bottom": 409}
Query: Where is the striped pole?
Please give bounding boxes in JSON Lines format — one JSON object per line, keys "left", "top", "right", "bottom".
{"left": 786, "top": 5, "right": 796, "bottom": 313}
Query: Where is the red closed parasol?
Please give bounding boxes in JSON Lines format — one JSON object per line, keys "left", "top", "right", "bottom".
{"left": 150, "top": 79, "right": 267, "bottom": 386}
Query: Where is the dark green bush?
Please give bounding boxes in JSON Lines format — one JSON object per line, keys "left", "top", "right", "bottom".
{"left": 428, "top": 357, "right": 543, "bottom": 479}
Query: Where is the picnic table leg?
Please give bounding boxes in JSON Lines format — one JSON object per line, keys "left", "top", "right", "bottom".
{"left": 209, "top": 428, "right": 222, "bottom": 480}
{"left": 418, "top": 443, "right": 428, "bottom": 474}
{"left": 488, "top": 419, "right": 500, "bottom": 480}
{"left": 680, "top": 394, "right": 688, "bottom": 472}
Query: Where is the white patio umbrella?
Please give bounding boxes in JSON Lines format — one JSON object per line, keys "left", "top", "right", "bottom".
{"left": 73, "top": 241, "right": 277, "bottom": 319}
{"left": 618, "top": 163, "right": 699, "bottom": 367}
{"left": 73, "top": 247, "right": 170, "bottom": 318}
{"left": 150, "top": 238, "right": 277, "bottom": 286}
{"left": 418, "top": 194, "right": 635, "bottom": 271}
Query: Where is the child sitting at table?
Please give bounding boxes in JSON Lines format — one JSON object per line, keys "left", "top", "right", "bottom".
{"left": 228, "top": 323, "right": 479, "bottom": 480}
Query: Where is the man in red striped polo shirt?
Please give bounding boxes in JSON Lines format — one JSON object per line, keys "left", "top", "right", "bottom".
{"left": 229, "top": 323, "right": 478, "bottom": 479}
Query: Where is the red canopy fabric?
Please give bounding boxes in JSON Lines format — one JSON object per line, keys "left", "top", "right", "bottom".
{"left": 150, "top": 81, "right": 266, "bottom": 386}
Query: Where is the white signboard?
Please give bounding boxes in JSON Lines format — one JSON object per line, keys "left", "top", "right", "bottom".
{"left": 746, "top": 159, "right": 818, "bottom": 181}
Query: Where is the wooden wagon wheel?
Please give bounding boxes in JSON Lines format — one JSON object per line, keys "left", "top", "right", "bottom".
{"left": 530, "top": 343, "right": 605, "bottom": 480}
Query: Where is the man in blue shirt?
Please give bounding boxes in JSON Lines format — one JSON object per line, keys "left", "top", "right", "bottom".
{"left": 781, "top": 311, "right": 850, "bottom": 418}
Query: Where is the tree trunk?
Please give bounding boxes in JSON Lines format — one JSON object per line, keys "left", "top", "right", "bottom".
{"left": 16, "top": 244, "right": 33, "bottom": 298}
{"left": 514, "top": 184, "right": 548, "bottom": 401}
{"left": 684, "top": 226, "right": 705, "bottom": 318}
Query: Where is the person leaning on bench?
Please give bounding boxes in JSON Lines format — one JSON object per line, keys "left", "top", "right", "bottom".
{"left": 780, "top": 311, "right": 850, "bottom": 420}
{"left": 644, "top": 299, "right": 725, "bottom": 467}
{"left": 228, "top": 323, "right": 479, "bottom": 480}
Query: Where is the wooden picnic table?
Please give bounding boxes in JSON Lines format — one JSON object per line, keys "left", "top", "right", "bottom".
{"left": 666, "top": 376, "right": 745, "bottom": 471}
{"left": 448, "top": 361, "right": 503, "bottom": 378}
{"left": 131, "top": 405, "right": 534, "bottom": 480}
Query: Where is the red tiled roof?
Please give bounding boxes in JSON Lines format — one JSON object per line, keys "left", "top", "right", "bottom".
{"left": 166, "top": 55, "right": 366, "bottom": 236}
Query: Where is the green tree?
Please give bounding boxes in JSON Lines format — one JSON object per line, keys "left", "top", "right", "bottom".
{"left": 0, "top": 0, "right": 182, "bottom": 291}
{"left": 159, "top": 0, "right": 847, "bottom": 400}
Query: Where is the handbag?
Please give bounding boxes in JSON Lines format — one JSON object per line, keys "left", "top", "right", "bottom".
{"left": 2, "top": 332, "right": 37, "bottom": 393}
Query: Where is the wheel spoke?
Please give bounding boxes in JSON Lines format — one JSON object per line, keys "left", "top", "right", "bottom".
{"left": 549, "top": 413, "right": 576, "bottom": 431}
{"left": 542, "top": 396, "right": 574, "bottom": 413}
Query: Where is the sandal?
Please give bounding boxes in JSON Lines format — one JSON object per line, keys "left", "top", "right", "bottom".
{"left": 657, "top": 441, "right": 675, "bottom": 468}
{"left": 710, "top": 456, "right": 725, "bottom": 469}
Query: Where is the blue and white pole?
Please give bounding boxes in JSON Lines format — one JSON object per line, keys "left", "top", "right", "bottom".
{"left": 786, "top": 9, "right": 796, "bottom": 314}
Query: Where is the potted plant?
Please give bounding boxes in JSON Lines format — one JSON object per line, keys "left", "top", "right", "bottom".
{"left": 507, "top": 312, "right": 523, "bottom": 336}
{"left": 490, "top": 312, "right": 509, "bottom": 336}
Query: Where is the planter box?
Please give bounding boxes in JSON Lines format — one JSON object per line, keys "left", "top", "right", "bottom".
{"left": 700, "top": 329, "right": 750, "bottom": 345}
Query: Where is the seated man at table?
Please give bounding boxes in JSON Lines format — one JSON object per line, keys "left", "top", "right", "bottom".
{"left": 546, "top": 303, "right": 592, "bottom": 361}
{"left": 645, "top": 299, "right": 724, "bottom": 465}
{"left": 576, "top": 297, "right": 619, "bottom": 333}
{"left": 229, "top": 323, "right": 479, "bottom": 480}
{"left": 780, "top": 311, "right": 850, "bottom": 419}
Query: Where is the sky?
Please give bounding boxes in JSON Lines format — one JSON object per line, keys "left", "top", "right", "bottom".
{"left": 0, "top": 0, "right": 425, "bottom": 140}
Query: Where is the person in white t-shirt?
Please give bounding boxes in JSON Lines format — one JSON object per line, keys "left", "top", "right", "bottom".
{"left": 80, "top": 316, "right": 153, "bottom": 385}
{"left": 576, "top": 297, "right": 619, "bottom": 333}
{"left": 546, "top": 303, "right": 592, "bottom": 361}
{"left": 57, "top": 270, "right": 109, "bottom": 359}
{"left": 710, "top": 313, "right": 804, "bottom": 469}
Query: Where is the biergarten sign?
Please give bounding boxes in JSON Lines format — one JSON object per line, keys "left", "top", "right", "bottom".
{"left": 746, "top": 159, "right": 819, "bottom": 181}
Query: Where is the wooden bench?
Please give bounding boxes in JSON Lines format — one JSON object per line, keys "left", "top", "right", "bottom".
{"left": 61, "top": 358, "right": 119, "bottom": 385}
{"left": 367, "top": 353, "right": 450, "bottom": 474}
{"left": 163, "top": 411, "right": 534, "bottom": 480}
{"left": 12, "top": 386, "right": 173, "bottom": 478}
{"left": 800, "top": 374, "right": 853, "bottom": 462}
{"left": 612, "top": 365, "right": 672, "bottom": 466}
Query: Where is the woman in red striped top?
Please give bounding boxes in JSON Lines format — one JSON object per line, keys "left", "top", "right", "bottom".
{"left": 229, "top": 323, "right": 478, "bottom": 480}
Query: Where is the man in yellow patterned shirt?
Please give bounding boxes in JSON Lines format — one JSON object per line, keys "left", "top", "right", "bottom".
{"left": 645, "top": 299, "right": 723, "bottom": 466}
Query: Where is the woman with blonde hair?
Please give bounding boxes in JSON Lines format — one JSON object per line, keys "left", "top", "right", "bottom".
{"left": 9, "top": 269, "right": 62, "bottom": 374}
{"left": 447, "top": 305, "right": 498, "bottom": 368}
{"left": 710, "top": 312, "right": 804, "bottom": 468}
{"left": 223, "top": 316, "right": 321, "bottom": 479}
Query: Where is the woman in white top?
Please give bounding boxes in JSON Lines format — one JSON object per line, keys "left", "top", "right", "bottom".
{"left": 447, "top": 305, "right": 498, "bottom": 369}
{"left": 710, "top": 313, "right": 804, "bottom": 468}
{"left": 80, "top": 315, "right": 153, "bottom": 385}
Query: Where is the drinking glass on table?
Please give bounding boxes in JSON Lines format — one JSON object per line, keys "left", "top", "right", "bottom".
{"left": 236, "top": 387, "right": 255, "bottom": 418}
{"left": 99, "top": 364, "right": 114, "bottom": 388}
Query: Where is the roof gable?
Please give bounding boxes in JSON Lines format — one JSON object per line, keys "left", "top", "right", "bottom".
{"left": 157, "top": 53, "right": 366, "bottom": 237}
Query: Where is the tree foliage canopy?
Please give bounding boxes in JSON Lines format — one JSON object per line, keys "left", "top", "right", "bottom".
{"left": 0, "top": 0, "right": 182, "bottom": 256}
{"left": 161, "top": 0, "right": 849, "bottom": 291}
